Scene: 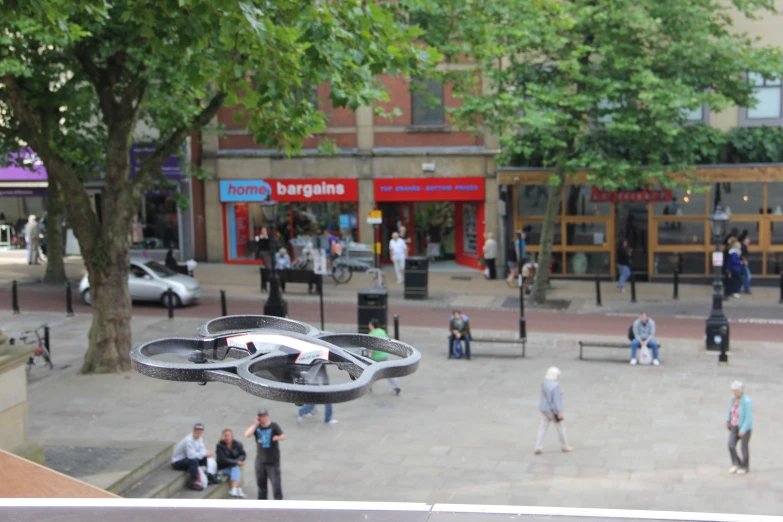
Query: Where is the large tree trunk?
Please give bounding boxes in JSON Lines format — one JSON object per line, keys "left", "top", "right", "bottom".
{"left": 81, "top": 236, "right": 133, "bottom": 373}
{"left": 43, "top": 178, "right": 67, "bottom": 284}
{"left": 531, "top": 167, "right": 566, "bottom": 304}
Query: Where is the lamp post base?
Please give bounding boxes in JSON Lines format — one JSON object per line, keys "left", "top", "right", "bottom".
{"left": 264, "top": 276, "right": 288, "bottom": 318}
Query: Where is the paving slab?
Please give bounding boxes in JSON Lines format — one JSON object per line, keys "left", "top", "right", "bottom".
{"left": 0, "top": 313, "right": 774, "bottom": 515}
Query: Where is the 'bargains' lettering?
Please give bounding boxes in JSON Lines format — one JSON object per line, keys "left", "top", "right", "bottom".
{"left": 276, "top": 181, "right": 345, "bottom": 199}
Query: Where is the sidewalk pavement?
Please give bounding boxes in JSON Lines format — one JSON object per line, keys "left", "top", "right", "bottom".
{"left": 1, "top": 250, "right": 781, "bottom": 321}
{"left": 9, "top": 310, "right": 783, "bottom": 514}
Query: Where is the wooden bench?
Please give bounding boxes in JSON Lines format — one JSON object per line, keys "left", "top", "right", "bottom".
{"left": 578, "top": 340, "right": 662, "bottom": 360}
{"left": 449, "top": 336, "right": 527, "bottom": 358}
{"left": 261, "top": 268, "right": 322, "bottom": 294}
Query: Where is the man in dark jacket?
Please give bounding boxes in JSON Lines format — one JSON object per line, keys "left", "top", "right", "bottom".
{"left": 216, "top": 428, "right": 247, "bottom": 498}
{"left": 448, "top": 310, "right": 471, "bottom": 360}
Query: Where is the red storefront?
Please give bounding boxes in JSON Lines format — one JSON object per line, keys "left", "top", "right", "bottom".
{"left": 373, "top": 177, "right": 486, "bottom": 269}
{"left": 220, "top": 178, "right": 359, "bottom": 264}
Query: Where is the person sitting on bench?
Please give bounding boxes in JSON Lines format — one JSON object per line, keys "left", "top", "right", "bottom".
{"left": 630, "top": 312, "right": 660, "bottom": 366}
{"left": 448, "top": 310, "right": 471, "bottom": 360}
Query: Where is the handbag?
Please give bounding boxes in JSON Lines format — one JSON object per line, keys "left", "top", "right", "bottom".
{"left": 543, "top": 385, "right": 561, "bottom": 423}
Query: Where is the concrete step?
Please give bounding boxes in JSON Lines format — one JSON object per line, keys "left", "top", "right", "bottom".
{"left": 119, "top": 461, "right": 230, "bottom": 499}
{"left": 106, "top": 443, "right": 174, "bottom": 495}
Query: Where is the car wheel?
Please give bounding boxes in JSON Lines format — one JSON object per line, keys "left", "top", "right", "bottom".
{"left": 161, "top": 292, "right": 183, "bottom": 308}
{"left": 82, "top": 289, "right": 92, "bottom": 306}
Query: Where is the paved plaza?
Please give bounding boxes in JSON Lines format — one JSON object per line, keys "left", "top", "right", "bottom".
{"left": 5, "top": 310, "right": 782, "bottom": 516}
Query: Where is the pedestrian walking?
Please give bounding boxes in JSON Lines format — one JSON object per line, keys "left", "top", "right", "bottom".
{"left": 534, "top": 367, "right": 573, "bottom": 454}
{"left": 616, "top": 238, "right": 631, "bottom": 293}
{"left": 483, "top": 232, "right": 497, "bottom": 280}
{"left": 726, "top": 240, "right": 743, "bottom": 298}
{"left": 389, "top": 231, "right": 407, "bottom": 285}
{"left": 297, "top": 365, "right": 338, "bottom": 424}
{"left": 244, "top": 408, "right": 286, "bottom": 499}
{"left": 24, "top": 215, "right": 40, "bottom": 265}
{"left": 739, "top": 233, "right": 752, "bottom": 294}
{"left": 726, "top": 381, "right": 753, "bottom": 474}
{"left": 367, "top": 319, "right": 402, "bottom": 395}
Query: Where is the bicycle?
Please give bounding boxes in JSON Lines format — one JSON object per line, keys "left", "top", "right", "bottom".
{"left": 10, "top": 325, "right": 53, "bottom": 378}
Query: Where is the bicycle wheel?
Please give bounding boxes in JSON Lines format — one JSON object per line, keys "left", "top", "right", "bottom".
{"left": 331, "top": 264, "right": 352, "bottom": 284}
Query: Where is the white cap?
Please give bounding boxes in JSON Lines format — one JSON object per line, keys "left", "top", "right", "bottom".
{"left": 731, "top": 381, "right": 744, "bottom": 392}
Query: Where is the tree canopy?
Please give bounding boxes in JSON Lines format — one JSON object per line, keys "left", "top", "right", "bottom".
{"left": 1, "top": 0, "right": 439, "bottom": 372}
{"left": 411, "top": 0, "right": 783, "bottom": 302}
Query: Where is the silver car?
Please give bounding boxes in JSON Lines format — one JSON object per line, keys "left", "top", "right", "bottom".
{"left": 79, "top": 259, "right": 201, "bottom": 307}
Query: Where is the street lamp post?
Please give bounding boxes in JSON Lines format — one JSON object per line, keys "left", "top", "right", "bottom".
{"left": 705, "top": 204, "right": 730, "bottom": 363}
{"left": 261, "top": 201, "right": 288, "bottom": 318}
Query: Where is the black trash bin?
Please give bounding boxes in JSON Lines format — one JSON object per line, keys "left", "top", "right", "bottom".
{"left": 404, "top": 256, "right": 429, "bottom": 300}
{"left": 358, "top": 289, "right": 388, "bottom": 334}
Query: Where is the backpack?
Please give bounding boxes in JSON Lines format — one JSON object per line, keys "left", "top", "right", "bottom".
{"left": 628, "top": 324, "right": 635, "bottom": 341}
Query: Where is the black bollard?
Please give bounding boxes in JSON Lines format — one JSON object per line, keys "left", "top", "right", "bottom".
{"left": 673, "top": 270, "right": 679, "bottom": 300}
{"left": 595, "top": 273, "right": 602, "bottom": 306}
{"left": 166, "top": 288, "right": 174, "bottom": 319}
{"left": 630, "top": 272, "right": 637, "bottom": 303}
{"left": 220, "top": 289, "right": 227, "bottom": 316}
{"left": 393, "top": 314, "right": 400, "bottom": 340}
{"left": 12, "top": 280, "right": 19, "bottom": 314}
{"left": 779, "top": 273, "right": 783, "bottom": 304}
{"left": 259, "top": 266, "right": 265, "bottom": 294}
{"left": 44, "top": 326, "right": 51, "bottom": 357}
{"left": 66, "top": 281, "right": 74, "bottom": 317}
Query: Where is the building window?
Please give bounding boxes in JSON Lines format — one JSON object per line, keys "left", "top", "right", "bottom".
{"left": 741, "top": 73, "right": 783, "bottom": 126}
{"left": 683, "top": 105, "right": 710, "bottom": 124}
{"left": 411, "top": 80, "right": 444, "bottom": 125}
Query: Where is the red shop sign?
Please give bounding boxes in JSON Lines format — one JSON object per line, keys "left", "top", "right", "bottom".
{"left": 271, "top": 179, "right": 358, "bottom": 202}
{"left": 374, "top": 177, "right": 485, "bottom": 202}
{"left": 590, "top": 187, "right": 673, "bottom": 203}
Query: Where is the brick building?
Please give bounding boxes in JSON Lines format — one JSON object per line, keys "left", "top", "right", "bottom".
{"left": 191, "top": 73, "right": 499, "bottom": 270}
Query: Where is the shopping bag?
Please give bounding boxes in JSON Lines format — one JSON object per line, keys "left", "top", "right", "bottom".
{"left": 638, "top": 345, "right": 653, "bottom": 365}
{"left": 483, "top": 268, "right": 490, "bottom": 278}
{"left": 206, "top": 457, "right": 217, "bottom": 475}
{"left": 196, "top": 467, "right": 209, "bottom": 490}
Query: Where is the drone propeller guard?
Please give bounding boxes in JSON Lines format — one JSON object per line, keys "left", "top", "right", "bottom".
{"left": 130, "top": 315, "right": 420, "bottom": 404}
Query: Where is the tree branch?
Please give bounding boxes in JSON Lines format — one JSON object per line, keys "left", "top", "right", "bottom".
{"left": 131, "top": 91, "right": 227, "bottom": 191}
{"left": 74, "top": 42, "right": 119, "bottom": 122}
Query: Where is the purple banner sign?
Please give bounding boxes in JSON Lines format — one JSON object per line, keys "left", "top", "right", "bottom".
{"left": 0, "top": 149, "right": 47, "bottom": 181}
{"left": 0, "top": 188, "right": 47, "bottom": 197}
{"left": 130, "top": 144, "right": 185, "bottom": 180}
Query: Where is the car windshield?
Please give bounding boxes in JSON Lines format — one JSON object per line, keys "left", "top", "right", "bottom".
{"left": 144, "top": 261, "right": 177, "bottom": 278}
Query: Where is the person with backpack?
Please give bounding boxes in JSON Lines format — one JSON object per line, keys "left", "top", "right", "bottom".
{"left": 630, "top": 312, "right": 660, "bottom": 366}
{"left": 367, "top": 319, "right": 401, "bottom": 395}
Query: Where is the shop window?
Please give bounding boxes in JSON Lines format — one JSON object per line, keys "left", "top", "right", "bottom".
{"left": 565, "top": 222, "right": 607, "bottom": 246}
{"left": 520, "top": 221, "right": 561, "bottom": 246}
{"left": 766, "top": 182, "right": 783, "bottom": 215}
{"left": 657, "top": 221, "right": 705, "bottom": 245}
{"left": 767, "top": 252, "right": 783, "bottom": 274}
{"left": 565, "top": 252, "right": 610, "bottom": 275}
{"left": 139, "top": 194, "right": 179, "bottom": 250}
{"left": 292, "top": 202, "right": 358, "bottom": 243}
{"left": 462, "top": 203, "right": 478, "bottom": 254}
{"left": 712, "top": 182, "right": 765, "bottom": 215}
{"left": 225, "top": 202, "right": 290, "bottom": 261}
{"left": 747, "top": 252, "right": 763, "bottom": 276}
{"left": 718, "top": 221, "right": 761, "bottom": 245}
{"left": 517, "top": 185, "right": 559, "bottom": 217}
{"left": 741, "top": 73, "right": 783, "bottom": 123}
{"left": 771, "top": 221, "right": 783, "bottom": 245}
{"left": 652, "top": 187, "right": 706, "bottom": 216}
{"left": 653, "top": 252, "right": 706, "bottom": 275}
{"left": 411, "top": 80, "right": 444, "bottom": 126}
{"left": 564, "top": 185, "right": 611, "bottom": 216}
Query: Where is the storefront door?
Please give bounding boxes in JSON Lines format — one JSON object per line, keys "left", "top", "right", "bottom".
{"left": 378, "top": 202, "right": 414, "bottom": 263}
{"left": 616, "top": 201, "right": 649, "bottom": 280}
